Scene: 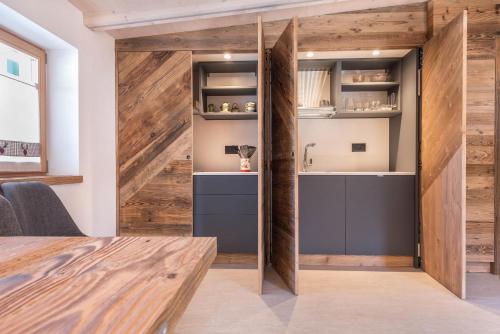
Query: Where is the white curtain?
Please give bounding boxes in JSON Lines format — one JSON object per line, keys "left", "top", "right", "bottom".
{"left": 298, "top": 70, "right": 328, "bottom": 108}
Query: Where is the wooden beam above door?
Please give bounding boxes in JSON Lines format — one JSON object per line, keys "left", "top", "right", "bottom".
{"left": 115, "top": 3, "right": 427, "bottom": 51}
{"left": 69, "top": 0, "right": 426, "bottom": 39}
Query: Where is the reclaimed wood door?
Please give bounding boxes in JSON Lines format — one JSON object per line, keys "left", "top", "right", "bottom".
{"left": 421, "top": 11, "right": 467, "bottom": 298}
{"left": 117, "top": 51, "right": 193, "bottom": 236}
{"left": 270, "top": 18, "right": 299, "bottom": 295}
{"left": 257, "top": 16, "right": 265, "bottom": 295}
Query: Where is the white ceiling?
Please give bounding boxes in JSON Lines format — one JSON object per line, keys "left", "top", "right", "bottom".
{"left": 68, "top": 0, "right": 425, "bottom": 38}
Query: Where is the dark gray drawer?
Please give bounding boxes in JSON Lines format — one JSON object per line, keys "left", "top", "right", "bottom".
{"left": 194, "top": 214, "right": 258, "bottom": 253}
{"left": 194, "top": 175, "right": 257, "bottom": 195}
{"left": 194, "top": 195, "right": 257, "bottom": 215}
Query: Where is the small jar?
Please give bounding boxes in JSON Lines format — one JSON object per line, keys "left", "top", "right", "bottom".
{"left": 240, "top": 158, "right": 251, "bottom": 172}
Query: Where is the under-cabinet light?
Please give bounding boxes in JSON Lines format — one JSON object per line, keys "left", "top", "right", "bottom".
{"left": 372, "top": 50, "right": 381, "bottom": 56}
{"left": 306, "top": 51, "right": 314, "bottom": 58}
{"left": 223, "top": 53, "right": 232, "bottom": 60}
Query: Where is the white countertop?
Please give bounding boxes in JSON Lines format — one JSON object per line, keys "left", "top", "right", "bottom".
{"left": 298, "top": 171, "right": 415, "bottom": 176}
{"left": 193, "top": 172, "right": 258, "bottom": 175}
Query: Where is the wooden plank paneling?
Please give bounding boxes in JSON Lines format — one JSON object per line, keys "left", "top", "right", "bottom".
{"left": 496, "top": 35, "right": 500, "bottom": 276}
{"left": 117, "top": 51, "right": 193, "bottom": 236}
{"left": 429, "top": 0, "right": 498, "bottom": 270}
{"left": 299, "top": 255, "right": 413, "bottom": 268}
{"left": 421, "top": 11, "right": 467, "bottom": 298}
{"left": 257, "top": 16, "right": 265, "bottom": 295}
{"left": 271, "top": 18, "right": 299, "bottom": 295}
{"left": 115, "top": 4, "right": 427, "bottom": 52}
{"left": 0, "top": 237, "right": 216, "bottom": 334}
{"left": 297, "top": 3, "right": 427, "bottom": 51}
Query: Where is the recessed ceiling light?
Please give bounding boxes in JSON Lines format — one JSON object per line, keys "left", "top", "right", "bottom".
{"left": 306, "top": 51, "right": 314, "bottom": 58}
{"left": 223, "top": 53, "right": 231, "bottom": 60}
{"left": 372, "top": 50, "right": 381, "bottom": 56}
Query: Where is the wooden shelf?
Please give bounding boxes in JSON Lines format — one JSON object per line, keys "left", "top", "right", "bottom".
{"left": 341, "top": 82, "right": 399, "bottom": 91}
{"left": 335, "top": 110, "right": 402, "bottom": 118}
{"left": 0, "top": 175, "right": 83, "bottom": 185}
{"left": 199, "top": 111, "right": 257, "bottom": 120}
{"left": 201, "top": 86, "right": 257, "bottom": 96}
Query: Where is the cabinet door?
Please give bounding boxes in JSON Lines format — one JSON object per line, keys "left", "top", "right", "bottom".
{"left": 299, "top": 176, "right": 346, "bottom": 254}
{"left": 117, "top": 51, "right": 193, "bottom": 236}
{"left": 421, "top": 11, "right": 466, "bottom": 298}
{"left": 271, "top": 18, "right": 299, "bottom": 295}
{"left": 346, "top": 175, "right": 414, "bottom": 256}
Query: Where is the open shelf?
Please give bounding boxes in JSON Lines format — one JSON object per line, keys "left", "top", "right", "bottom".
{"left": 198, "top": 111, "right": 257, "bottom": 120}
{"left": 341, "top": 82, "right": 400, "bottom": 92}
{"left": 202, "top": 86, "right": 257, "bottom": 96}
{"left": 335, "top": 110, "right": 402, "bottom": 118}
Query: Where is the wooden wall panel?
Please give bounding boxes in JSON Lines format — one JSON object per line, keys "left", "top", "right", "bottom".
{"left": 115, "top": 4, "right": 427, "bottom": 52}
{"left": 429, "top": 0, "right": 498, "bottom": 271}
{"left": 257, "top": 16, "right": 265, "bottom": 295}
{"left": 421, "top": 12, "right": 467, "bottom": 298}
{"left": 271, "top": 18, "right": 299, "bottom": 295}
{"left": 117, "top": 51, "right": 193, "bottom": 236}
{"left": 496, "top": 36, "right": 500, "bottom": 276}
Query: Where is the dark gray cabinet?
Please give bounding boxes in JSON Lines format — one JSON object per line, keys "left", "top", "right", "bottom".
{"left": 299, "top": 176, "right": 346, "bottom": 254}
{"left": 299, "top": 174, "right": 415, "bottom": 257}
{"left": 193, "top": 175, "right": 258, "bottom": 253}
{"left": 346, "top": 175, "right": 414, "bottom": 256}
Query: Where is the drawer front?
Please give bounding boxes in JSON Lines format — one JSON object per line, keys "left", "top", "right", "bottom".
{"left": 194, "top": 214, "right": 258, "bottom": 253}
{"left": 194, "top": 175, "right": 258, "bottom": 195}
{"left": 194, "top": 195, "right": 257, "bottom": 215}
{"left": 346, "top": 175, "right": 415, "bottom": 256}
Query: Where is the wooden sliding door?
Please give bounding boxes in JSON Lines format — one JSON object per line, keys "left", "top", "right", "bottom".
{"left": 117, "top": 51, "right": 193, "bottom": 236}
{"left": 421, "top": 11, "right": 467, "bottom": 298}
{"left": 271, "top": 18, "right": 299, "bottom": 295}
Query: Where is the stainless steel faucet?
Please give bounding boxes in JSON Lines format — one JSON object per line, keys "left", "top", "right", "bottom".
{"left": 303, "top": 143, "right": 316, "bottom": 172}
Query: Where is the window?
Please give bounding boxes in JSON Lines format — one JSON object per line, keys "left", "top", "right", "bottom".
{"left": 0, "top": 28, "right": 46, "bottom": 174}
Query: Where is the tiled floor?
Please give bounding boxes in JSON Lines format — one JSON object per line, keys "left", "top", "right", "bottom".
{"left": 175, "top": 268, "right": 500, "bottom": 333}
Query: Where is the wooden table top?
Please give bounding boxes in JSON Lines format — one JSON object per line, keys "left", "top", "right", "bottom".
{"left": 0, "top": 236, "right": 216, "bottom": 334}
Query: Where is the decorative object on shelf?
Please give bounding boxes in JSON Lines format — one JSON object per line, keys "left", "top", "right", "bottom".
{"left": 207, "top": 104, "right": 216, "bottom": 113}
{"left": 244, "top": 101, "right": 256, "bottom": 112}
{"left": 370, "top": 70, "right": 391, "bottom": 82}
{"left": 193, "top": 100, "right": 201, "bottom": 113}
{"left": 220, "top": 102, "right": 230, "bottom": 112}
{"left": 238, "top": 145, "right": 257, "bottom": 172}
{"left": 231, "top": 103, "right": 240, "bottom": 113}
{"left": 352, "top": 71, "right": 365, "bottom": 83}
{"left": 319, "top": 99, "right": 330, "bottom": 107}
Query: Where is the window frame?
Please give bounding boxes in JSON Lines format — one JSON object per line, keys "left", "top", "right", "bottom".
{"left": 0, "top": 28, "right": 47, "bottom": 176}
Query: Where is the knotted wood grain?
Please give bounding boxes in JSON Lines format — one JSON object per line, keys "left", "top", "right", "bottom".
{"left": 117, "top": 51, "right": 193, "bottom": 236}
{"left": 0, "top": 236, "right": 216, "bottom": 334}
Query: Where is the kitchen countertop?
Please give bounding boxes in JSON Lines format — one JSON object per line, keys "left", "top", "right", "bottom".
{"left": 298, "top": 171, "right": 415, "bottom": 176}
{"left": 193, "top": 172, "right": 258, "bottom": 175}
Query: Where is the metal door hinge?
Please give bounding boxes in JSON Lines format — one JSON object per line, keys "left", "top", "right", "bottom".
{"left": 417, "top": 69, "right": 422, "bottom": 97}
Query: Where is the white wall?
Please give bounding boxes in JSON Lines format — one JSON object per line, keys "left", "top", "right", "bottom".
{"left": 0, "top": 0, "right": 116, "bottom": 236}
{"left": 194, "top": 115, "right": 258, "bottom": 172}
{"left": 298, "top": 118, "right": 389, "bottom": 172}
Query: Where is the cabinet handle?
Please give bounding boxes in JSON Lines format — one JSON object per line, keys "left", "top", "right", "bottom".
{"left": 186, "top": 155, "right": 191, "bottom": 160}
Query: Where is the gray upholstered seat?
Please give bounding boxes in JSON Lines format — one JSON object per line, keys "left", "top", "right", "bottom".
{"left": 0, "top": 194, "right": 22, "bottom": 236}
{"left": 0, "top": 182, "right": 85, "bottom": 236}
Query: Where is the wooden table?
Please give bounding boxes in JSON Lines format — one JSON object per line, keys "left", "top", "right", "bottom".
{"left": 0, "top": 236, "right": 216, "bottom": 334}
